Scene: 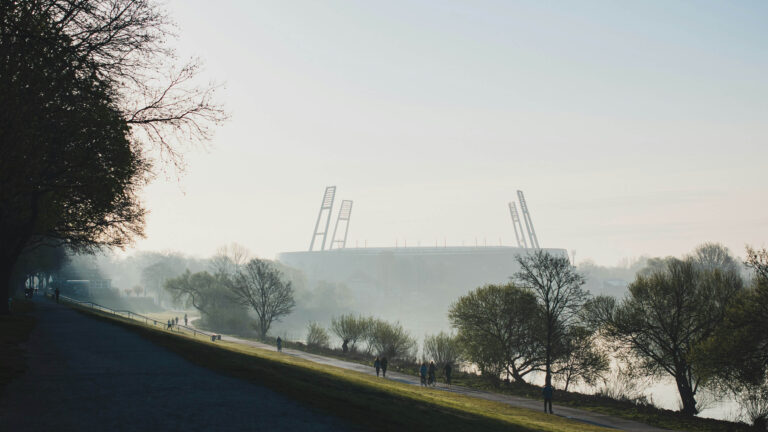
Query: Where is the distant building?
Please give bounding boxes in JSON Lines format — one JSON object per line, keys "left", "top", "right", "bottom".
{"left": 278, "top": 246, "right": 567, "bottom": 334}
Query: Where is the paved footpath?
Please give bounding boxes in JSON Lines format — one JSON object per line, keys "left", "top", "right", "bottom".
{"left": 0, "top": 299, "right": 352, "bottom": 432}
{"left": 222, "top": 334, "right": 673, "bottom": 432}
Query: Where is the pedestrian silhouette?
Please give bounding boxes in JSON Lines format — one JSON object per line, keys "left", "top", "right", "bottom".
{"left": 374, "top": 356, "right": 381, "bottom": 377}
{"left": 276, "top": 336, "right": 282, "bottom": 352}
{"left": 184, "top": 314, "right": 188, "bottom": 326}
{"left": 444, "top": 362, "right": 453, "bottom": 387}
{"left": 54, "top": 287, "right": 60, "bottom": 303}
{"left": 420, "top": 362, "right": 428, "bottom": 386}
{"left": 543, "top": 383, "right": 554, "bottom": 414}
{"left": 381, "top": 357, "right": 388, "bottom": 377}
{"left": 428, "top": 361, "right": 436, "bottom": 386}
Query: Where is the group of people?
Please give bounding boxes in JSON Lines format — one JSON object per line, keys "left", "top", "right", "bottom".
{"left": 371, "top": 357, "right": 453, "bottom": 387}
{"left": 373, "top": 357, "right": 388, "bottom": 377}
{"left": 165, "top": 314, "right": 188, "bottom": 330}
{"left": 420, "top": 361, "right": 452, "bottom": 387}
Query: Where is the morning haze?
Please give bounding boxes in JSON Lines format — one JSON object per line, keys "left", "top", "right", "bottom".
{"left": 132, "top": 0, "right": 768, "bottom": 264}
{"left": 3, "top": 1, "right": 767, "bottom": 431}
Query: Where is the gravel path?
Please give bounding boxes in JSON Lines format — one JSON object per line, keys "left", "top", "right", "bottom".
{"left": 0, "top": 299, "right": 352, "bottom": 432}
{"left": 223, "top": 334, "right": 673, "bottom": 432}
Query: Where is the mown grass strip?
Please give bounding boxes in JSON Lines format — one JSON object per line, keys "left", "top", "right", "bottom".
{"left": 73, "top": 304, "right": 612, "bottom": 432}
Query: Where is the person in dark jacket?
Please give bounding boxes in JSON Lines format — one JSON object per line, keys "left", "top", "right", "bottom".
{"left": 381, "top": 357, "right": 388, "bottom": 377}
{"left": 543, "top": 383, "right": 554, "bottom": 414}
{"left": 276, "top": 336, "right": 282, "bottom": 352}
{"left": 420, "top": 362, "right": 428, "bottom": 386}
{"left": 444, "top": 362, "right": 453, "bottom": 387}
{"left": 54, "top": 287, "right": 60, "bottom": 303}
{"left": 428, "top": 361, "right": 437, "bottom": 386}
{"left": 374, "top": 357, "right": 381, "bottom": 377}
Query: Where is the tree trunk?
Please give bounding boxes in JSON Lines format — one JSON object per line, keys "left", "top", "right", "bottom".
{"left": 675, "top": 374, "right": 697, "bottom": 415}
{"left": 0, "top": 258, "right": 16, "bottom": 315}
{"left": 545, "top": 317, "right": 553, "bottom": 387}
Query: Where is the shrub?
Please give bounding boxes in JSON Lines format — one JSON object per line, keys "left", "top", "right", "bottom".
{"left": 306, "top": 322, "right": 330, "bottom": 348}
{"left": 423, "top": 331, "right": 461, "bottom": 367}
{"left": 330, "top": 314, "right": 372, "bottom": 352}
{"left": 367, "top": 319, "right": 416, "bottom": 361}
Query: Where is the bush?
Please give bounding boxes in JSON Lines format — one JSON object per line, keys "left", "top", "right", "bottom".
{"left": 306, "top": 322, "right": 330, "bottom": 348}
{"left": 330, "top": 314, "right": 372, "bottom": 352}
{"left": 423, "top": 331, "right": 462, "bottom": 367}
{"left": 367, "top": 319, "right": 416, "bottom": 361}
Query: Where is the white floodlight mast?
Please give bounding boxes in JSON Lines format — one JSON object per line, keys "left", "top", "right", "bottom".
{"left": 517, "top": 190, "right": 540, "bottom": 249}
{"left": 330, "top": 200, "right": 354, "bottom": 250}
{"left": 309, "top": 186, "right": 336, "bottom": 251}
{"left": 508, "top": 202, "right": 528, "bottom": 248}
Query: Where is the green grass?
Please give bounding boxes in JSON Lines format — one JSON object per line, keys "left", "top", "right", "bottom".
{"left": 0, "top": 299, "right": 36, "bottom": 397}
{"left": 445, "top": 375, "right": 751, "bottom": 432}
{"left": 71, "top": 305, "right": 612, "bottom": 432}
{"left": 240, "top": 333, "right": 750, "bottom": 432}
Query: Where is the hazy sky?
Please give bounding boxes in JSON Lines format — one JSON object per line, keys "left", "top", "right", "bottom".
{"left": 130, "top": 0, "right": 768, "bottom": 265}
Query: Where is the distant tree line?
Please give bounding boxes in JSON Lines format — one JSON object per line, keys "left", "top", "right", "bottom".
{"left": 445, "top": 244, "right": 768, "bottom": 426}
{"left": 164, "top": 245, "right": 295, "bottom": 338}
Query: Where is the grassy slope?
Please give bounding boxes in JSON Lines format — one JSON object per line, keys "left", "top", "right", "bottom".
{"left": 0, "top": 300, "right": 36, "bottom": 397}
{"left": 73, "top": 305, "right": 611, "bottom": 432}
{"left": 248, "top": 337, "right": 751, "bottom": 432}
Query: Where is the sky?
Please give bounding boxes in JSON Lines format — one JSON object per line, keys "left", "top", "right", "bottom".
{"left": 129, "top": 0, "right": 768, "bottom": 265}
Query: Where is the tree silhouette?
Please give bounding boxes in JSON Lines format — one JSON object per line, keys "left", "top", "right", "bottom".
{"left": 1, "top": 1, "right": 225, "bottom": 313}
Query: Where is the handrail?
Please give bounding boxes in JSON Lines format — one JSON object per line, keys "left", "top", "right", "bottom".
{"left": 58, "top": 294, "right": 219, "bottom": 340}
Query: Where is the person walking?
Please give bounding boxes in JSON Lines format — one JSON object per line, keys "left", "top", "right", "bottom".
{"left": 54, "top": 286, "right": 60, "bottom": 304}
{"left": 374, "top": 357, "right": 381, "bottom": 377}
{"left": 420, "top": 362, "right": 428, "bottom": 387}
{"left": 444, "top": 362, "right": 453, "bottom": 387}
{"left": 428, "top": 361, "right": 436, "bottom": 387}
{"left": 276, "top": 336, "right": 282, "bottom": 352}
{"left": 175, "top": 317, "right": 179, "bottom": 326}
{"left": 184, "top": 314, "right": 188, "bottom": 326}
{"left": 543, "top": 383, "right": 554, "bottom": 414}
{"left": 381, "top": 357, "right": 388, "bottom": 378}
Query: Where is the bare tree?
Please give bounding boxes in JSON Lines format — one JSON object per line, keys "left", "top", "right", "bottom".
{"left": 42, "top": 0, "right": 228, "bottom": 168}
{"left": 513, "top": 250, "right": 588, "bottom": 388}
{"left": 746, "top": 246, "right": 768, "bottom": 281}
{"left": 423, "top": 332, "right": 462, "bottom": 368}
{"left": 231, "top": 259, "right": 295, "bottom": 339}
{"left": 210, "top": 243, "right": 251, "bottom": 279}
{"left": 306, "top": 322, "right": 330, "bottom": 348}
{"left": 330, "top": 314, "right": 372, "bottom": 352}
{"left": 691, "top": 242, "right": 739, "bottom": 273}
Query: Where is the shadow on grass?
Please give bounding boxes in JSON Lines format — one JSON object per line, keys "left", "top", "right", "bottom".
{"left": 80, "top": 310, "right": 544, "bottom": 432}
